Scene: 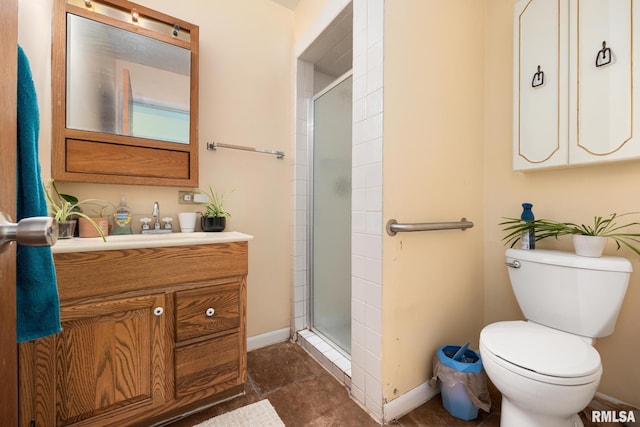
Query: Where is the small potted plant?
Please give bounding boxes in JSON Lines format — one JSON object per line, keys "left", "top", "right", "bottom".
{"left": 500, "top": 213, "right": 640, "bottom": 257}
{"left": 200, "top": 185, "right": 231, "bottom": 232}
{"left": 77, "top": 202, "right": 115, "bottom": 238}
{"left": 44, "top": 179, "right": 107, "bottom": 241}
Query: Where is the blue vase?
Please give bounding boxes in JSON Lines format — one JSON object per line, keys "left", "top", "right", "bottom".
{"left": 521, "top": 203, "right": 535, "bottom": 250}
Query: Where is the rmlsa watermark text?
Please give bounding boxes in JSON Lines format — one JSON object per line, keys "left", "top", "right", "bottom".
{"left": 591, "top": 410, "right": 636, "bottom": 423}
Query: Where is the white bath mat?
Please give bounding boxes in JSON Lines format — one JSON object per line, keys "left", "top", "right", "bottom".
{"left": 192, "top": 400, "right": 284, "bottom": 427}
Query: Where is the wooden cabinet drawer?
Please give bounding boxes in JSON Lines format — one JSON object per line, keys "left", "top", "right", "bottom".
{"left": 175, "top": 334, "right": 240, "bottom": 397}
{"left": 175, "top": 282, "right": 240, "bottom": 342}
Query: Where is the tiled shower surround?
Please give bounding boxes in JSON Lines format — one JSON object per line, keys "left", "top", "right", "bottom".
{"left": 292, "top": 0, "right": 384, "bottom": 420}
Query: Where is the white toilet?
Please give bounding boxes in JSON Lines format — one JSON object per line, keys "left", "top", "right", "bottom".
{"left": 480, "top": 248, "right": 632, "bottom": 427}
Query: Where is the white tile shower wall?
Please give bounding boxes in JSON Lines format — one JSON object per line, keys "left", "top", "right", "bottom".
{"left": 292, "top": 0, "right": 384, "bottom": 421}
{"left": 292, "top": 59, "right": 314, "bottom": 333}
{"left": 351, "top": 0, "right": 384, "bottom": 420}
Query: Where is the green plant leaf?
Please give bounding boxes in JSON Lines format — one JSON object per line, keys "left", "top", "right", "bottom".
{"left": 201, "top": 185, "right": 232, "bottom": 219}
{"left": 44, "top": 179, "right": 107, "bottom": 242}
{"left": 500, "top": 212, "right": 640, "bottom": 256}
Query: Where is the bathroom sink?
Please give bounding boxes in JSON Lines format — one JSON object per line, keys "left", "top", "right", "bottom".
{"left": 51, "top": 231, "right": 253, "bottom": 253}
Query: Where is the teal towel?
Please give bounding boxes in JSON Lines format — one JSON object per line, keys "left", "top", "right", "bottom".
{"left": 16, "top": 45, "right": 61, "bottom": 342}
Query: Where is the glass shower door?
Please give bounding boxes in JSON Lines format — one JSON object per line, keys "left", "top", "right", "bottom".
{"left": 311, "top": 74, "right": 352, "bottom": 354}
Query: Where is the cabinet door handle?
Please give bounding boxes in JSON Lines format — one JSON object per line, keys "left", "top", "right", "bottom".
{"left": 531, "top": 65, "right": 544, "bottom": 88}
{"left": 206, "top": 308, "right": 215, "bottom": 317}
{"left": 596, "top": 41, "right": 612, "bottom": 67}
{"left": 153, "top": 307, "right": 164, "bottom": 316}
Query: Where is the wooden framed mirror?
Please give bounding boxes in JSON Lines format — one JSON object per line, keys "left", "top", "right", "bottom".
{"left": 52, "top": 0, "right": 199, "bottom": 186}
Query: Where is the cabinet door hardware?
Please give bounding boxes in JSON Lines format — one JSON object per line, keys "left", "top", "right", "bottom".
{"left": 531, "top": 65, "right": 544, "bottom": 88}
{"left": 0, "top": 213, "right": 57, "bottom": 253}
{"left": 595, "top": 41, "right": 612, "bottom": 67}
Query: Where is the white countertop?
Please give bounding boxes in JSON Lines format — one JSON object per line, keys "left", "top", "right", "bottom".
{"left": 51, "top": 231, "right": 254, "bottom": 253}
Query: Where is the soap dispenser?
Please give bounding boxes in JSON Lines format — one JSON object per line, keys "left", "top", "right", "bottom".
{"left": 520, "top": 202, "right": 535, "bottom": 250}
{"left": 111, "top": 196, "right": 133, "bottom": 235}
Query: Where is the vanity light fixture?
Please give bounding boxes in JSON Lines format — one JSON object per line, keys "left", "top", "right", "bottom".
{"left": 131, "top": 8, "right": 139, "bottom": 23}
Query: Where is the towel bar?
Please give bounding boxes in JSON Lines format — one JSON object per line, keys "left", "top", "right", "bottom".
{"left": 386, "top": 218, "right": 474, "bottom": 236}
{"left": 206, "top": 141, "right": 285, "bottom": 159}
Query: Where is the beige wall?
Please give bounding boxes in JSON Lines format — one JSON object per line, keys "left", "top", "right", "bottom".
{"left": 382, "top": 0, "right": 640, "bottom": 408}
{"left": 382, "top": 0, "right": 486, "bottom": 400}
{"left": 484, "top": 0, "right": 640, "bottom": 407}
{"left": 18, "top": 0, "right": 294, "bottom": 339}
{"left": 293, "top": 0, "right": 333, "bottom": 41}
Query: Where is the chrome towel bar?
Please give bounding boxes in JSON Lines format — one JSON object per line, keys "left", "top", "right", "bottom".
{"left": 386, "top": 218, "right": 474, "bottom": 236}
{"left": 206, "top": 141, "right": 285, "bottom": 159}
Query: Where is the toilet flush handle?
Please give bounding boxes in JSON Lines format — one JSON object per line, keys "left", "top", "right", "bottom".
{"left": 506, "top": 260, "right": 521, "bottom": 269}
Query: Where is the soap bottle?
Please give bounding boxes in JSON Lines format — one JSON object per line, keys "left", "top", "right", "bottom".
{"left": 111, "top": 196, "right": 133, "bottom": 235}
{"left": 521, "top": 202, "right": 535, "bottom": 250}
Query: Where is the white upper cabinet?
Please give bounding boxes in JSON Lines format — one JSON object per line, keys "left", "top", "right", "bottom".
{"left": 514, "top": 0, "right": 569, "bottom": 170}
{"left": 569, "top": 0, "right": 638, "bottom": 164}
{"left": 514, "top": 0, "right": 640, "bottom": 170}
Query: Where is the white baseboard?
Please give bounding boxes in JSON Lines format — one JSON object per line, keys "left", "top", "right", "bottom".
{"left": 381, "top": 381, "right": 634, "bottom": 424}
{"left": 594, "top": 392, "right": 635, "bottom": 408}
{"left": 383, "top": 381, "right": 440, "bottom": 423}
{"left": 247, "top": 327, "right": 291, "bottom": 352}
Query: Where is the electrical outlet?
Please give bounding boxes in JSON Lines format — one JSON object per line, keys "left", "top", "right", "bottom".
{"left": 178, "top": 190, "right": 209, "bottom": 204}
{"left": 178, "top": 191, "right": 194, "bottom": 204}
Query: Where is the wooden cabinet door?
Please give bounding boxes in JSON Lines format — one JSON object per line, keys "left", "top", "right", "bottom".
{"left": 23, "top": 294, "right": 172, "bottom": 427}
{"left": 569, "top": 0, "right": 639, "bottom": 164}
{"left": 514, "top": 0, "right": 570, "bottom": 170}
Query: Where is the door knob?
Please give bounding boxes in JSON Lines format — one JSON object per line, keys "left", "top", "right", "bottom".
{"left": 0, "top": 212, "right": 58, "bottom": 253}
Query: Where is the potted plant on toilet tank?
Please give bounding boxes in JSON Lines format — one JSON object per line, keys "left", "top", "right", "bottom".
{"left": 200, "top": 185, "right": 231, "bottom": 232}
{"left": 501, "top": 212, "right": 640, "bottom": 257}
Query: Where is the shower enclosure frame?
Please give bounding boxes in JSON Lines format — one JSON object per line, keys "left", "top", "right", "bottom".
{"left": 307, "top": 70, "right": 353, "bottom": 357}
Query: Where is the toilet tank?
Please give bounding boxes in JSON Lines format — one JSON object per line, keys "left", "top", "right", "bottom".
{"left": 506, "top": 248, "right": 632, "bottom": 338}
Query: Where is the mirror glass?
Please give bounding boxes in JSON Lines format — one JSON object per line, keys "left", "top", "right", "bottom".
{"left": 66, "top": 14, "right": 191, "bottom": 144}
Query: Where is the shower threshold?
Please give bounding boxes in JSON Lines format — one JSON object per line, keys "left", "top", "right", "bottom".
{"left": 297, "top": 329, "right": 351, "bottom": 390}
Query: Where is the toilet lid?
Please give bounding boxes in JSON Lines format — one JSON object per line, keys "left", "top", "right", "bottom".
{"left": 481, "top": 321, "right": 601, "bottom": 378}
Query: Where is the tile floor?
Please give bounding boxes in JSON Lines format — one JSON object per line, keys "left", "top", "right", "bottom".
{"left": 164, "top": 341, "right": 632, "bottom": 427}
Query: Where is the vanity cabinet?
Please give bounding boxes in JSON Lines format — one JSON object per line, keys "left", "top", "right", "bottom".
{"left": 513, "top": 0, "right": 640, "bottom": 170}
{"left": 18, "top": 242, "right": 248, "bottom": 427}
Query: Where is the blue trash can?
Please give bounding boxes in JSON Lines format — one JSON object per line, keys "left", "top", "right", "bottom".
{"left": 435, "top": 345, "right": 484, "bottom": 421}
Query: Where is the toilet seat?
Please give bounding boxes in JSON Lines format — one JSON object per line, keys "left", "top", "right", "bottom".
{"left": 480, "top": 321, "right": 602, "bottom": 386}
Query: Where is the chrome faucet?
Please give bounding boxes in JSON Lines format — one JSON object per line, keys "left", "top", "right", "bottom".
{"left": 140, "top": 201, "right": 172, "bottom": 234}
{"left": 152, "top": 201, "right": 161, "bottom": 230}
